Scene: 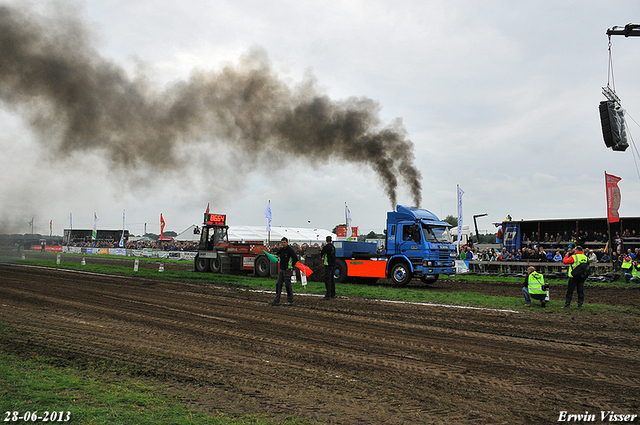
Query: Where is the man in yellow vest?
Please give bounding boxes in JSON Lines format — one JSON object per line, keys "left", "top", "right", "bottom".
{"left": 621, "top": 251, "right": 634, "bottom": 283}
{"left": 523, "top": 266, "right": 547, "bottom": 308}
{"left": 630, "top": 260, "right": 640, "bottom": 284}
{"left": 562, "top": 246, "right": 589, "bottom": 309}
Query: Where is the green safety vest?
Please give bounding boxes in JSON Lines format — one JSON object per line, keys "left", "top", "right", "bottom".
{"left": 528, "top": 271, "right": 546, "bottom": 295}
{"left": 322, "top": 244, "right": 335, "bottom": 266}
{"left": 632, "top": 266, "right": 640, "bottom": 279}
{"left": 568, "top": 253, "right": 589, "bottom": 278}
{"left": 621, "top": 256, "right": 633, "bottom": 270}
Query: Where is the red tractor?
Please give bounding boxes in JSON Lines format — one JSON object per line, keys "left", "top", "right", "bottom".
{"left": 193, "top": 213, "right": 275, "bottom": 276}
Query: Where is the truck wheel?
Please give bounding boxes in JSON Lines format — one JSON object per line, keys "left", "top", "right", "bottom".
{"left": 210, "top": 257, "right": 222, "bottom": 273}
{"left": 420, "top": 275, "right": 439, "bottom": 285}
{"left": 194, "top": 255, "right": 209, "bottom": 273}
{"left": 391, "top": 263, "right": 412, "bottom": 286}
{"left": 333, "top": 259, "right": 348, "bottom": 283}
{"left": 254, "top": 255, "right": 270, "bottom": 277}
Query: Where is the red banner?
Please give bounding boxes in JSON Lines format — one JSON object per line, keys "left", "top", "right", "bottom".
{"left": 336, "top": 226, "right": 358, "bottom": 238}
{"left": 160, "top": 213, "right": 166, "bottom": 239}
{"left": 605, "top": 172, "right": 622, "bottom": 223}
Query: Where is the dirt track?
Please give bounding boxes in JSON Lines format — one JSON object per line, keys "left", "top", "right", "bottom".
{"left": 1, "top": 262, "right": 639, "bottom": 424}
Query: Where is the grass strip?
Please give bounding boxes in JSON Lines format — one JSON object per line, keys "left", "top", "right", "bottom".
{"left": 7, "top": 258, "right": 639, "bottom": 315}
{"left": 0, "top": 343, "right": 316, "bottom": 425}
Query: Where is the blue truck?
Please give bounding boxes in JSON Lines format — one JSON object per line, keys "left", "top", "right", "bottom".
{"left": 332, "top": 205, "right": 457, "bottom": 285}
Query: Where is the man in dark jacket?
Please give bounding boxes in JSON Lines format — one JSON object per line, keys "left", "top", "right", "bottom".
{"left": 269, "top": 237, "right": 298, "bottom": 306}
{"left": 320, "top": 235, "right": 337, "bottom": 299}
{"left": 562, "top": 246, "right": 589, "bottom": 309}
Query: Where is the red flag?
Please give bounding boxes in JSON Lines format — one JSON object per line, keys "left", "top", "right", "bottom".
{"left": 605, "top": 172, "right": 622, "bottom": 223}
{"left": 160, "top": 213, "right": 166, "bottom": 239}
{"left": 205, "top": 203, "right": 210, "bottom": 214}
{"left": 295, "top": 262, "right": 313, "bottom": 277}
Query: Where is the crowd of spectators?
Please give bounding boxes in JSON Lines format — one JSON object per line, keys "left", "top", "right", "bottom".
{"left": 522, "top": 229, "right": 640, "bottom": 249}
{"left": 66, "top": 238, "right": 199, "bottom": 251}
{"left": 459, "top": 244, "right": 640, "bottom": 271}
{"left": 125, "top": 240, "right": 199, "bottom": 251}
{"left": 66, "top": 239, "right": 331, "bottom": 254}
{"left": 267, "top": 242, "right": 321, "bottom": 257}
{"left": 521, "top": 230, "right": 610, "bottom": 247}
{"left": 66, "top": 239, "right": 121, "bottom": 249}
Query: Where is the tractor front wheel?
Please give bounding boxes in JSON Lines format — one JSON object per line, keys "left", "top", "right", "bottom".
{"left": 210, "top": 257, "right": 222, "bottom": 273}
{"left": 194, "top": 255, "right": 209, "bottom": 273}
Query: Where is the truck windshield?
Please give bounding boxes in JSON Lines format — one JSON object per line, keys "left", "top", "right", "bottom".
{"left": 422, "top": 224, "right": 451, "bottom": 243}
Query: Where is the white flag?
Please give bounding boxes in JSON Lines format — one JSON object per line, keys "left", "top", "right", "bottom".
{"left": 264, "top": 200, "right": 272, "bottom": 232}
{"left": 119, "top": 210, "right": 125, "bottom": 247}
{"left": 92, "top": 212, "right": 98, "bottom": 240}
{"left": 457, "top": 185, "right": 464, "bottom": 253}
{"left": 345, "top": 203, "right": 353, "bottom": 241}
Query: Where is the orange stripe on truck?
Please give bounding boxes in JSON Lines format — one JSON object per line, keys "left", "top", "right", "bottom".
{"left": 346, "top": 259, "right": 388, "bottom": 278}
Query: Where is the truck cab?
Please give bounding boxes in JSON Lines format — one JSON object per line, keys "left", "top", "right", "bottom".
{"left": 332, "top": 205, "right": 456, "bottom": 285}
{"left": 384, "top": 205, "right": 456, "bottom": 284}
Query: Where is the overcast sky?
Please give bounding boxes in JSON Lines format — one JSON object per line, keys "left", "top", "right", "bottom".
{"left": 1, "top": 0, "right": 640, "bottom": 237}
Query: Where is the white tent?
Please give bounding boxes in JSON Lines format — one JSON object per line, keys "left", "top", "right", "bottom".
{"left": 174, "top": 225, "right": 200, "bottom": 242}
{"left": 175, "top": 224, "right": 336, "bottom": 246}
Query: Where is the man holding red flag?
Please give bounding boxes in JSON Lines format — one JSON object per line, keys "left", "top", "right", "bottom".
{"left": 268, "top": 237, "right": 298, "bottom": 307}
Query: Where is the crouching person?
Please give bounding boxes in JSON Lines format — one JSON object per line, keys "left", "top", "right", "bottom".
{"left": 523, "top": 266, "right": 548, "bottom": 308}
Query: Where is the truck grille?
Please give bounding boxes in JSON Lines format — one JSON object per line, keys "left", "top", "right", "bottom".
{"left": 438, "top": 250, "right": 451, "bottom": 262}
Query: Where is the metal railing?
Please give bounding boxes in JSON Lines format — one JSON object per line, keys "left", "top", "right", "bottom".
{"left": 467, "top": 261, "right": 616, "bottom": 275}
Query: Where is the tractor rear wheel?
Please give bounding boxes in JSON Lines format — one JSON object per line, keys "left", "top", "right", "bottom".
{"left": 254, "top": 255, "right": 270, "bottom": 277}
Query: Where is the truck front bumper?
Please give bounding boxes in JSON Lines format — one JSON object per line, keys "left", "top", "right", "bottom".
{"left": 417, "top": 266, "right": 456, "bottom": 275}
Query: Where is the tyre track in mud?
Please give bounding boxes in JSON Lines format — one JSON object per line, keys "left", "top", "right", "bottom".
{"left": 1, "top": 264, "right": 639, "bottom": 424}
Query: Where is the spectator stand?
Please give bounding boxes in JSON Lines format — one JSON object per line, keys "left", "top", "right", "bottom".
{"left": 467, "top": 260, "right": 615, "bottom": 280}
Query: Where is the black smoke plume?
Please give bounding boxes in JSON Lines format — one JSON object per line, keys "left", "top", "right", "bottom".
{"left": 0, "top": 3, "right": 422, "bottom": 207}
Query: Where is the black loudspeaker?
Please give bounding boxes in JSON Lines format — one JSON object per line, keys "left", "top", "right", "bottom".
{"left": 599, "top": 101, "right": 628, "bottom": 151}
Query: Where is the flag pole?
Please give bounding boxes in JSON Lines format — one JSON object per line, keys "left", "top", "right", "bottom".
{"left": 268, "top": 200, "right": 271, "bottom": 246}
{"left": 264, "top": 200, "right": 272, "bottom": 247}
